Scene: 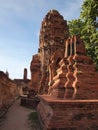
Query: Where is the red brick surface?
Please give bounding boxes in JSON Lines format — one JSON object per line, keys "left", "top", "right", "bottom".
{"left": 37, "top": 95, "right": 98, "bottom": 130}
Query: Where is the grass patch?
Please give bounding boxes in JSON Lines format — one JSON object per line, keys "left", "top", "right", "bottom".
{"left": 28, "top": 112, "right": 38, "bottom": 121}
{"left": 28, "top": 111, "right": 42, "bottom": 130}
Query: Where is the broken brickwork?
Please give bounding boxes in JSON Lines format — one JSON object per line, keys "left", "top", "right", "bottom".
{"left": 38, "top": 10, "right": 69, "bottom": 94}
{"left": 29, "top": 54, "right": 41, "bottom": 98}
{"left": 48, "top": 35, "right": 98, "bottom": 99}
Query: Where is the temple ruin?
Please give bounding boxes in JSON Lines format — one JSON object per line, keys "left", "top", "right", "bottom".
{"left": 0, "top": 8, "right": 98, "bottom": 130}
{"left": 29, "top": 10, "right": 98, "bottom": 129}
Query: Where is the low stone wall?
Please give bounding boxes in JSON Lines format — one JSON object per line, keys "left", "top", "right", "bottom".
{"left": 0, "top": 71, "right": 18, "bottom": 110}
{"left": 37, "top": 95, "right": 98, "bottom": 130}
{"left": 20, "top": 97, "right": 40, "bottom": 109}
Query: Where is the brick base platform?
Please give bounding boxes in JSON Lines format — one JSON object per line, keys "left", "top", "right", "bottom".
{"left": 20, "top": 97, "right": 40, "bottom": 109}
{"left": 37, "top": 95, "right": 98, "bottom": 130}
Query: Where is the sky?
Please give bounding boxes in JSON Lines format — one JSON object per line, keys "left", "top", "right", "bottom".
{"left": 0, "top": 0, "right": 84, "bottom": 79}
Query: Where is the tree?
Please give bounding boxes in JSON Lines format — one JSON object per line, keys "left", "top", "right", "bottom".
{"left": 68, "top": 0, "right": 98, "bottom": 68}
{"left": 80, "top": 0, "right": 98, "bottom": 28}
{"left": 68, "top": 19, "right": 84, "bottom": 37}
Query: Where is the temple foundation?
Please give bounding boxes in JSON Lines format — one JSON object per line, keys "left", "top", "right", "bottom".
{"left": 37, "top": 95, "right": 98, "bottom": 130}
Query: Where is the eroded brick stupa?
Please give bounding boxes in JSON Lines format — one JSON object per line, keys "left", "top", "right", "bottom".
{"left": 29, "top": 54, "right": 41, "bottom": 98}
{"left": 33, "top": 10, "right": 98, "bottom": 130}
{"left": 39, "top": 10, "right": 69, "bottom": 93}
{"left": 38, "top": 10, "right": 69, "bottom": 94}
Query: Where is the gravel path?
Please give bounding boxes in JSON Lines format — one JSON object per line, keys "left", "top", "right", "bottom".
{"left": 0, "top": 99, "right": 34, "bottom": 130}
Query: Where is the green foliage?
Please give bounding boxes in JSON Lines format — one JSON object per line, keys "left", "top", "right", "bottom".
{"left": 28, "top": 112, "right": 38, "bottom": 121}
{"left": 80, "top": 0, "right": 98, "bottom": 28}
{"left": 68, "top": 0, "right": 98, "bottom": 67}
{"left": 68, "top": 19, "right": 84, "bottom": 37}
{"left": 28, "top": 111, "right": 42, "bottom": 130}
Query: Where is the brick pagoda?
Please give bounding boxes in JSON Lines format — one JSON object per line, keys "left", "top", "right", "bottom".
{"left": 29, "top": 54, "right": 41, "bottom": 97}
{"left": 37, "top": 11, "right": 98, "bottom": 130}
{"left": 38, "top": 10, "right": 69, "bottom": 94}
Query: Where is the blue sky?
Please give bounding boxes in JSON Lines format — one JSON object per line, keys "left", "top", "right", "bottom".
{"left": 0, "top": 0, "right": 84, "bottom": 79}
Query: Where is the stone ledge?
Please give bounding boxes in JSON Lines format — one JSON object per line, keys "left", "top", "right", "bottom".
{"left": 37, "top": 95, "right": 98, "bottom": 130}
{"left": 38, "top": 94, "right": 98, "bottom": 103}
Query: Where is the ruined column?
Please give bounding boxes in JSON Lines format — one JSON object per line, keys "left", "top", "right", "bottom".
{"left": 30, "top": 54, "right": 41, "bottom": 90}
{"left": 23, "top": 68, "right": 27, "bottom": 80}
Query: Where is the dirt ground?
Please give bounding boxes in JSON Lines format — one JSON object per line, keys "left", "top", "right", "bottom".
{"left": 0, "top": 99, "right": 35, "bottom": 130}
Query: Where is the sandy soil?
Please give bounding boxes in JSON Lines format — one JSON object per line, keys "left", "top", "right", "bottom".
{"left": 0, "top": 99, "right": 34, "bottom": 130}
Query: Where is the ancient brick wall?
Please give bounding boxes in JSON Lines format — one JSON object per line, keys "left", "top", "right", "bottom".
{"left": 37, "top": 96, "right": 98, "bottom": 130}
{"left": 0, "top": 71, "right": 18, "bottom": 107}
